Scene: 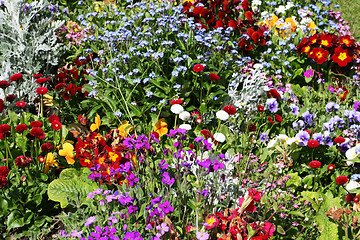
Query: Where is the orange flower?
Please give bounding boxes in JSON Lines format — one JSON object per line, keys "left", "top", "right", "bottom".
{"left": 265, "top": 14, "right": 278, "bottom": 30}
{"left": 331, "top": 47, "right": 353, "bottom": 67}
{"left": 43, "top": 152, "right": 58, "bottom": 174}
{"left": 310, "top": 47, "right": 329, "bottom": 64}
{"left": 339, "top": 35, "right": 355, "bottom": 47}
{"left": 90, "top": 114, "right": 101, "bottom": 132}
{"left": 285, "top": 17, "right": 297, "bottom": 31}
{"left": 118, "top": 121, "right": 133, "bottom": 137}
{"left": 154, "top": 118, "right": 168, "bottom": 137}
{"left": 59, "top": 142, "right": 75, "bottom": 164}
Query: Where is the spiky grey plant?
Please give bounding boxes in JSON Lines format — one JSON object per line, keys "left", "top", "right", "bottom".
{"left": 0, "top": 0, "right": 64, "bottom": 101}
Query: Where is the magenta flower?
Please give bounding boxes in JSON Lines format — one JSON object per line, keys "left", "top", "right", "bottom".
{"left": 304, "top": 69, "right": 314, "bottom": 78}
{"left": 84, "top": 216, "right": 96, "bottom": 227}
{"left": 156, "top": 222, "right": 169, "bottom": 235}
{"left": 158, "top": 201, "right": 174, "bottom": 214}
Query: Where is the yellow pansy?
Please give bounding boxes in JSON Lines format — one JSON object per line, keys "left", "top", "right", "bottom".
{"left": 154, "top": 118, "right": 168, "bottom": 137}
{"left": 118, "top": 121, "right": 133, "bottom": 137}
{"left": 90, "top": 114, "right": 101, "bottom": 132}
{"left": 44, "top": 152, "right": 59, "bottom": 174}
{"left": 93, "top": 1, "right": 105, "bottom": 12}
{"left": 59, "top": 142, "right": 75, "bottom": 165}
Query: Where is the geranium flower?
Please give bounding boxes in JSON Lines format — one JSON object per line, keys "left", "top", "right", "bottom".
{"left": 41, "top": 143, "right": 54, "bottom": 152}
{"left": 268, "top": 89, "right": 280, "bottom": 99}
{"left": 59, "top": 143, "right": 75, "bottom": 164}
{"left": 331, "top": 47, "right": 353, "bottom": 67}
{"left": 193, "top": 64, "right": 204, "bottom": 72}
{"left": 16, "top": 101, "right": 26, "bottom": 107}
{"left": 310, "top": 48, "right": 329, "bottom": 64}
{"left": 275, "top": 114, "right": 282, "bottom": 123}
{"left": 334, "top": 136, "right": 345, "bottom": 144}
{"left": 170, "top": 98, "right": 182, "bottom": 105}
{"left": 10, "top": 73, "right": 22, "bottom": 82}
{"left": 257, "top": 105, "right": 264, "bottom": 112}
{"left": 33, "top": 73, "right": 42, "bottom": 78}
{"left": 36, "top": 87, "right": 48, "bottom": 95}
{"left": 90, "top": 114, "right": 101, "bottom": 132}
{"left": 44, "top": 152, "right": 59, "bottom": 174}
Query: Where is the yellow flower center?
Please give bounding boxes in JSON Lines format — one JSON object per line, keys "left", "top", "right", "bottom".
{"left": 338, "top": 52, "right": 348, "bottom": 61}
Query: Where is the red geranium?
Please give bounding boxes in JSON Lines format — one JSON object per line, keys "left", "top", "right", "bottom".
{"left": 16, "top": 101, "right": 26, "bottom": 107}
{"left": 223, "top": 105, "right": 236, "bottom": 115}
{"left": 193, "top": 64, "right": 204, "bottom": 72}
{"left": 331, "top": 47, "right": 353, "bottom": 67}
{"left": 0, "top": 80, "right": 10, "bottom": 89}
{"left": 268, "top": 89, "right": 280, "bottom": 99}
{"left": 310, "top": 48, "right": 329, "bottom": 64}
{"left": 15, "top": 124, "right": 28, "bottom": 132}
{"left": 30, "top": 121, "right": 43, "bottom": 128}
{"left": 51, "top": 120, "right": 62, "bottom": 131}
{"left": 209, "top": 73, "right": 220, "bottom": 81}
{"left": 0, "top": 166, "right": 9, "bottom": 177}
{"left": 36, "top": 87, "right": 48, "bottom": 95}
{"left": 10, "top": 73, "right": 22, "bottom": 82}
{"left": 307, "top": 140, "right": 319, "bottom": 148}
{"left": 275, "top": 114, "right": 282, "bottom": 123}
{"left": 335, "top": 176, "right": 349, "bottom": 185}
{"left": 241, "top": 0, "right": 249, "bottom": 10}
{"left": 309, "top": 160, "right": 321, "bottom": 168}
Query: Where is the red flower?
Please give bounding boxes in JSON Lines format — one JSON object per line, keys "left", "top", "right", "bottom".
{"left": 307, "top": 140, "right": 319, "bottom": 148}
{"left": 241, "top": 0, "right": 249, "bottom": 10}
{"left": 334, "top": 136, "right": 345, "bottom": 144}
{"left": 51, "top": 120, "right": 62, "bottom": 130}
{"left": 257, "top": 105, "right": 264, "bottom": 112}
{"left": 0, "top": 124, "right": 10, "bottom": 134}
{"left": 0, "top": 80, "right": 10, "bottom": 89}
{"left": 16, "top": 101, "right": 26, "bottom": 107}
{"left": 214, "top": 20, "right": 224, "bottom": 28}
{"left": 244, "top": 11, "right": 253, "bottom": 20}
{"left": 319, "top": 34, "right": 333, "bottom": 47}
{"left": 269, "top": 89, "right": 280, "bottom": 99}
{"left": 170, "top": 99, "right": 183, "bottom": 105}
{"left": 193, "top": 64, "right": 204, "bottom": 72}
{"left": 310, "top": 48, "right": 329, "bottom": 64}
{"left": 15, "top": 155, "right": 32, "bottom": 168}
{"left": 38, "top": 156, "right": 45, "bottom": 163}
{"left": 275, "top": 114, "right": 282, "bottom": 123}
{"left": 10, "top": 73, "right": 22, "bottom": 82}
{"left": 48, "top": 115, "right": 60, "bottom": 123}
{"left": 345, "top": 194, "right": 354, "bottom": 203}
{"left": 228, "top": 20, "right": 238, "bottom": 30}
{"left": 200, "top": 129, "right": 210, "bottom": 139}
{"left": 55, "top": 83, "right": 67, "bottom": 90}
{"left": 209, "top": 73, "right": 220, "bottom": 81}
{"left": 249, "top": 123, "right": 257, "bottom": 132}
{"left": 30, "top": 127, "right": 45, "bottom": 139}
{"left": 36, "top": 87, "right": 48, "bottom": 95}
{"left": 339, "top": 35, "right": 355, "bottom": 47}
{"left": 309, "top": 160, "right": 321, "bottom": 168}
{"left": 189, "top": 143, "right": 194, "bottom": 149}
{"left": 0, "top": 176, "right": 7, "bottom": 188}
{"left": 249, "top": 188, "right": 262, "bottom": 202}
{"left": 239, "top": 197, "right": 256, "bottom": 213}
{"left": 0, "top": 166, "right": 9, "bottom": 177}
{"left": 327, "top": 164, "right": 335, "bottom": 171}
{"left": 41, "top": 143, "right": 54, "bottom": 152}
{"left": 0, "top": 99, "right": 3, "bottom": 113}
{"left": 267, "top": 116, "right": 273, "bottom": 124}
{"left": 335, "top": 175, "right": 349, "bottom": 185}
{"left": 15, "top": 124, "right": 28, "bottom": 132}
{"left": 33, "top": 73, "right": 42, "bottom": 78}
{"left": 223, "top": 105, "right": 236, "bottom": 115}
{"left": 30, "top": 121, "right": 43, "bottom": 128}
{"left": 35, "top": 78, "right": 47, "bottom": 84}
{"left": 331, "top": 47, "right": 353, "bottom": 67}
{"left": 6, "top": 94, "right": 15, "bottom": 102}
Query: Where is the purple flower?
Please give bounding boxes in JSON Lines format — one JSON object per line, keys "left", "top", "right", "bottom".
{"left": 107, "top": 216, "right": 118, "bottom": 225}
{"left": 156, "top": 222, "right": 169, "bottom": 235}
{"left": 212, "top": 159, "right": 224, "bottom": 171}
{"left": 162, "top": 172, "right": 175, "bottom": 186}
{"left": 123, "top": 231, "right": 143, "bottom": 240}
{"left": 260, "top": 132, "right": 269, "bottom": 143}
{"left": 151, "top": 196, "right": 163, "bottom": 205}
{"left": 194, "top": 136, "right": 204, "bottom": 142}
{"left": 196, "top": 232, "right": 210, "bottom": 240}
{"left": 295, "top": 130, "right": 310, "bottom": 146}
{"left": 118, "top": 193, "right": 132, "bottom": 205}
{"left": 158, "top": 201, "right": 174, "bottom": 214}
{"left": 302, "top": 111, "right": 316, "bottom": 126}
{"left": 304, "top": 69, "right": 314, "bottom": 78}
{"left": 354, "top": 101, "right": 360, "bottom": 111}
{"left": 198, "top": 158, "right": 211, "bottom": 168}
{"left": 266, "top": 98, "right": 278, "bottom": 113}
{"left": 128, "top": 204, "right": 138, "bottom": 214}
{"left": 312, "top": 133, "right": 324, "bottom": 144}
{"left": 85, "top": 216, "right": 96, "bottom": 227}
{"left": 71, "top": 230, "right": 83, "bottom": 238}
{"left": 289, "top": 104, "right": 299, "bottom": 115}
{"left": 325, "top": 102, "right": 339, "bottom": 113}
{"left": 126, "top": 173, "right": 139, "bottom": 187}
{"left": 158, "top": 159, "right": 168, "bottom": 171}
{"left": 292, "top": 120, "right": 305, "bottom": 130}
{"left": 120, "top": 162, "right": 132, "bottom": 172}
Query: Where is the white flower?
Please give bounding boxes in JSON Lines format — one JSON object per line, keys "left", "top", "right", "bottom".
{"left": 179, "top": 124, "right": 191, "bottom": 130}
{"left": 267, "top": 138, "right": 278, "bottom": 148}
{"left": 213, "top": 133, "right": 226, "bottom": 143}
{"left": 170, "top": 104, "right": 184, "bottom": 114}
{"left": 216, "top": 110, "right": 229, "bottom": 121}
{"left": 179, "top": 111, "right": 190, "bottom": 121}
{"left": 285, "top": 1, "right": 294, "bottom": 9}
{"left": 275, "top": 5, "right": 286, "bottom": 14}
{"left": 252, "top": 0, "right": 262, "bottom": 5}
{"left": 253, "top": 63, "right": 263, "bottom": 69}
{"left": 345, "top": 145, "right": 360, "bottom": 160}
{"left": 346, "top": 180, "right": 360, "bottom": 191}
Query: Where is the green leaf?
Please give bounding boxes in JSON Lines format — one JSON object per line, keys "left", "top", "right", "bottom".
{"left": 8, "top": 110, "right": 19, "bottom": 123}
{"left": 7, "top": 211, "right": 24, "bottom": 230}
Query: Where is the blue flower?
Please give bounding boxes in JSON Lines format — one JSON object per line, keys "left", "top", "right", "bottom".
{"left": 266, "top": 98, "right": 278, "bottom": 113}
{"left": 113, "top": 111, "right": 122, "bottom": 117}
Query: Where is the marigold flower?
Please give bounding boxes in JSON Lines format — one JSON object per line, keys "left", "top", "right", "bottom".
{"left": 30, "top": 121, "right": 43, "bottom": 128}
{"left": 51, "top": 120, "right": 62, "bottom": 131}
{"left": 336, "top": 175, "right": 349, "bottom": 185}
{"left": 15, "top": 124, "right": 28, "bottom": 132}
{"left": 223, "top": 105, "right": 236, "bottom": 115}
{"left": 209, "top": 73, "right": 220, "bottom": 81}
{"left": 35, "top": 78, "right": 47, "bottom": 84}
{"left": 15, "top": 155, "right": 32, "bottom": 168}
{"left": 327, "top": 164, "right": 335, "bottom": 171}
{"left": 16, "top": 101, "right": 26, "bottom": 107}
{"left": 0, "top": 80, "right": 10, "bottom": 89}
{"left": 193, "top": 64, "right": 204, "bottom": 72}
{"left": 36, "top": 87, "right": 48, "bottom": 95}
{"left": 10, "top": 73, "right": 22, "bottom": 82}
{"left": 59, "top": 143, "right": 75, "bottom": 165}
{"left": 309, "top": 160, "right": 321, "bottom": 168}
{"left": 30, "top": 127, "right": 45, "bottom": 139}
{"left": 0, "top": 166, "right": 9, "bottom": 177}
{"left": 307, "top": 139, "right": 319, "bottom": 148}
{"left": 0, "top": 176, "right": 7, "bottom": 188}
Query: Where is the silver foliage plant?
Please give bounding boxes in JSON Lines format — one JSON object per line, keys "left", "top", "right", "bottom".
{"left": 0, "top": 0, "right": 64, "bottom": 101}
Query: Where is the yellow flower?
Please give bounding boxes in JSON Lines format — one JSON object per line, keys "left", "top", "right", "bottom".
{"left": 307, "top": 21, "right": 317, "bottom": 34}
{"left": 265, "top": 14, "right": 278, "bottom": 30}
{"left": 118, "top": 121, "right": 133, "bottom": 137}
{"left": 285, "top": 17, "right": 297, "bottom": 31}
{"left": 44, "top": 152, "right": 58, "bottom": 174}
{"left": 90, "top": 114, "right": 101, "bottom": 132}
{"left": 93, "top": 1, "right": 105, "bottom": 12}
{"left": 154, "top": 118, "right": 168, "bottom": 137}
{"left": 59, "top": 143, "right": 75, "bottom": 164}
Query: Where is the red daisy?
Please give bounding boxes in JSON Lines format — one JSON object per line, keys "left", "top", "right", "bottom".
{"left": 30, "top": 121, "right": 43, "bottom": 128}
{"left": 0, "top": 166, "right": 9, "bottom": 177}
{"left": 335, "top": 176, "right": 349, "bottom": 185}
{"left": 35, "top": 78, "right": 47, "bottom": 84}
{"left": 193, "top": 64, "right": 205, "bottom": 72}
{"left": 223, "top": 105, "right": 236, "bottom": 115}
{"left": 15, "top": 124, "right": 28, "bottom": 132}
{"left": 309, "top": 160, "right": 321, "bottom": 168}
{"left": 51, "top": 120, "right": 62, "bottom": 131}
{"left": 16, "top": 101, "right": 26, "bottom": 107}
{"left": 307, "top": 139, "right": 319, "bottom": 148}
{"left": 48, "top": 115, "right": 60, "bottom": 123}
{"left": 209, "top": 73, "right": 220, "bottom": 81}
{"left": 36, "top": 87, "right": 48, "bottom": 95}
{"left": 0, "top": 80, "right": 10, "bottom": 89}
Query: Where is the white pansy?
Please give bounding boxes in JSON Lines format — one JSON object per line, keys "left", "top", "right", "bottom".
{"left": 286, "top": 137, "right": 297, "bottom": 145}
{"left": 345, "top": 146, "right": 359, "bottom": 160}
{"left": 285, "top": 1, "right": 294, "bottom": 9}
{"left": 214, "top": 133, "right": 226, "bottom": 143}
{"left": 170, "top": 104, "right": 184, "bottom": 114}
{"left": 179, "top": 111, "right": 190, "bottom": 121}
{"left": 346, "top": 180, "right": 360, "bottom": 191}
{"left": 277, "top": 134, "right": 289, "bottom": 143}
{"left": 216, "top": 110, "right": 229, "bottom": 121}
{"left": 179, "top": 124, "right": 191, "bottom": 130}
